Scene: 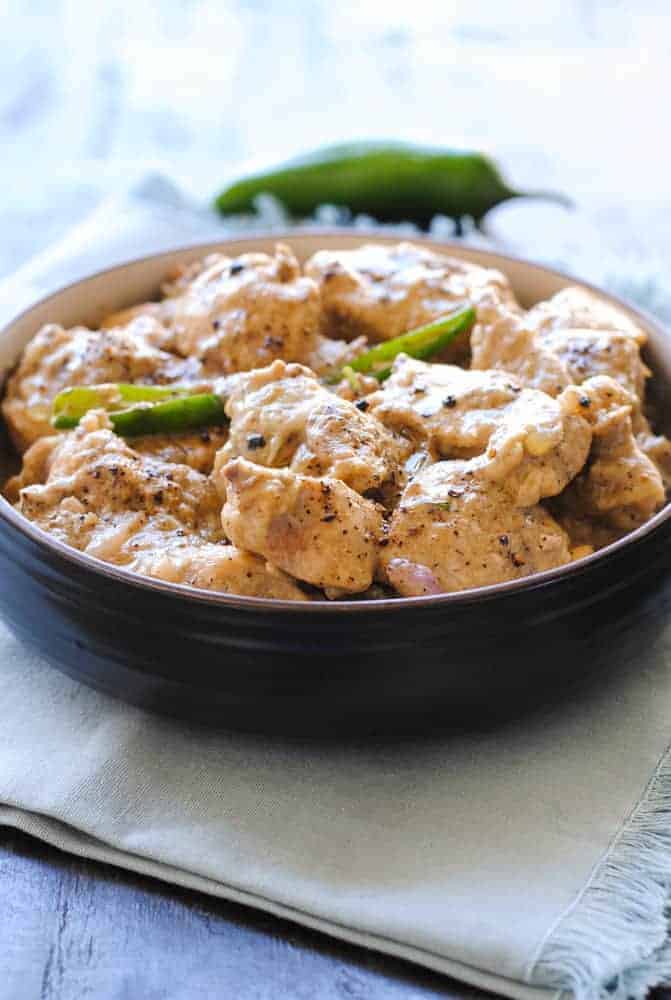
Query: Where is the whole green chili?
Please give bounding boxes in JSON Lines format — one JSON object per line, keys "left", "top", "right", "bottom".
{"left": 214, "top": 141, "right": 570, "bottom": 228}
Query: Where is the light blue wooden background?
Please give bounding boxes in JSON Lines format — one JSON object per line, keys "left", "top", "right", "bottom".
{"left": 1, "top": 0, "right": 668, "bottom": 279}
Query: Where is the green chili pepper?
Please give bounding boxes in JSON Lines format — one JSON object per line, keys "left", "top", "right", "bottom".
{"left": 214, "top": 142, "right": 570, "bottom": 227}
{"left": 343, "top": 304, "right": 476, "bottom": 381}
{"left": 110, "top": 394, "right": 228, "bottom": 437}
{"left": 52, "top": 383, "right": 190, "bottom": 428}
{"left": 53, "top": 389, "right": 226, "bottom": 436}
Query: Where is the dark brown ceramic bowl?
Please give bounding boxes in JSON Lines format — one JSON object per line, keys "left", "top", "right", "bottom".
{"left": 1, "top": 232, "right": 670, "bottom": 735}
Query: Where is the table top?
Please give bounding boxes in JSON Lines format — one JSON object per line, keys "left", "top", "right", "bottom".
{"left": 1, "top": 829, "right": 489, "bottom": 1000}
{"left": 2, "top": 3, "right": 671, "bottom": 997}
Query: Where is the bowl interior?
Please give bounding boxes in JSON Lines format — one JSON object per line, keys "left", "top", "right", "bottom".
{"left": 1, "top": 231, "right": 670, "bottom": 609}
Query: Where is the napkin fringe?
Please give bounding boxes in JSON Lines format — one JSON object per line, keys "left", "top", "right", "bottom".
{"left": 531, "top": 744, "right": 671, "bottom": 1000}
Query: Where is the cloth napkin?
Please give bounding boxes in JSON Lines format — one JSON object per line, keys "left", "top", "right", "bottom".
{"left": 2, "top": 176, "right": 671, "bottom": 1000}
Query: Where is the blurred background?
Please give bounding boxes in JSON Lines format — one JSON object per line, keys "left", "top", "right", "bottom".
{"left": 0, "top": 0, "right": 668, "bottom": 280}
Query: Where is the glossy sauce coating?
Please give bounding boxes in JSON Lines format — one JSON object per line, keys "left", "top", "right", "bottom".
{"left": 4, "top": 242, "right": 669, "bottom": 599}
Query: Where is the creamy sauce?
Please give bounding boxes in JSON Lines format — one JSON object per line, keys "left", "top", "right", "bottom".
{"left": 3, "top": 242, "right": 669, "bottom": 599}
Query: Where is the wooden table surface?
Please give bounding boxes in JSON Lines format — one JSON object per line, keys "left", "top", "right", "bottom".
{"left": 1, "top": 829, "right": 490, "bottom": 1000}
{"left": 2, "top": 3, "right": 671, "bottom": 997}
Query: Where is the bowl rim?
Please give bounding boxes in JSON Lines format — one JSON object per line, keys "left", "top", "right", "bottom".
{"left": 1, "top": 227, "right": 669, "bottom": 616}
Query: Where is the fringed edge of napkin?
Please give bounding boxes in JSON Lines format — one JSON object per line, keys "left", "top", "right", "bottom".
{"left": 529, "top": 741, "right": 671, "bottom": 1000}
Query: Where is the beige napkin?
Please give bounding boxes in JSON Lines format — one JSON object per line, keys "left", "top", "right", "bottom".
{"left": 1, "top": 177, "right": 671, "bottom": 1000}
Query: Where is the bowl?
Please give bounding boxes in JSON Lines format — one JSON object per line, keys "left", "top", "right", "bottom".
{"left": 1, "top": 231, "right": 670, "bottom": 735}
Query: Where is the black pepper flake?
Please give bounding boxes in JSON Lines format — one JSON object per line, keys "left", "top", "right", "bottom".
{"left": 263, "top": 335, "right": 284, "bottom": 350}
{"left": 579, "top": 396, "right": 591, "bottom": 408}
{"left": 229, "top": 262, "right": 245, "bottom": 276}
{"left": 212, "top": 318, "right": 221, "bottom": 330}
{"left": 499, "top": 534, "right": 509, "bottom": 546}
{"left": 443, "top": 395, "right": 457, "bottom": 409}
{"left": 247, "top": 434, "right": 266, "bottom": 450}
{"left": 355, "top": 399, "right": 369, "bottom": 412}
{"left": 321, "top": 514, "right": 336, "bottom": 523}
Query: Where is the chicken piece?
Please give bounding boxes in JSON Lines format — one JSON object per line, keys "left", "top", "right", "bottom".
{"left": 303, "top": 331, "right": 369, "bottom": 377}
{"left": 470, "top": 309, "right": 572, "bottom": 398}
{"left": 366, "top": 355, "right": 526, "bottom": 459}
{"left": 4, "top": 432, "right": 60, "bottom": 502}
{"left": 536, "top": 327, "right": 671, "bottom": 487}
{"left": 474, "top": 287, "right": 648, "bottom": 398}
{"left": 161, "top": 255, "right": 213, "bottom": 298}
{"left": 219, "top": 458, "right": 383, "bottom": 595}
{"left": 366, "top": 357, "right": 591, "bottom": 500}
{"left": 101, "top": 300, "right": 178, "bottom": 336}
{"left": 381, "top": 464, "right": 574, "bottom": 597}
{"left": 127, "top": 427, "right": 230, "bottom": 475}
{"left": 217, "top": 360, "right": 411, "bottom": 496}
{"left": 172, "top": 243, "right": 354, "bottom": 377}
{"left": 305, "top": 242, "right": 519, "bottom": 362}
{"left": 473, "top": 294, "right": 671, "bottom": 487}
{"left": 119, "top": 539, "right": 309, "bottom": 600}
{"left": 526, "top": 286, "right": 646, "bottom": 344}
{"left": 6, "top": 425, "right": 229, "bottom": 499}
{"left": 636, "top": 428, "right": 671, "bottom": 489}
{"left": 539, "top": 327, "right": 649, "bottom": 402}
{"left": 556, "top": 377, "right": 665, "bottom": 535}
{"left": 2, "top": 317, "right": 201, "bottom": 451}
{"left": 479, "top": 381, "right": 592, "bottom": 508}
{"left": 379, "top": 381, "right": 596, "bottom": 596}
{"left": 548, "top": 508, "right": 622, "bottom": 553}
{"left": 171, "top": 242, "right": 360, "bottom": 377}
{"left": 14, "top": 411, "right": 305, "bottom": 600}
{"left": 17, "top": 410, "right": 222, "bottom": 540}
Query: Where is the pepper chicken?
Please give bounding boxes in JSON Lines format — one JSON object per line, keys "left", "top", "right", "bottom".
{"left": 3, "top": 241, "right": 668, "bottom": 600}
